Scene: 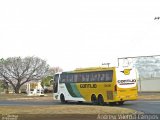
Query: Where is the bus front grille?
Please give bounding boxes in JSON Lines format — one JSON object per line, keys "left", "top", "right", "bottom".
{"left": 107, "top": 91, "right": 113, "bottom": 100}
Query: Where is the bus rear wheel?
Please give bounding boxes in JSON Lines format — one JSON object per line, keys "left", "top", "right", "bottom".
{"left": 98, "top": 95, "right": 105, "bottom": 106}
{"left": 60, "top": 94, "right": 66, "bottom": 104}
{"left": 91, "top": 94, "right": 97, "bottom": 105}
{"left": 78, "top": 101, "right": 83, "bottom": 104}
{"left": 109, "top": 102, "right": 116, "bottom": 106}
{"left": 118, "top": 101, "right": 124, "bottom": 105}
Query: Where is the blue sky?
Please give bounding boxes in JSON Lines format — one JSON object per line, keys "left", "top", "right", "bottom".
{"left": 0, "top": 0, "right": 160, "bottom": 70}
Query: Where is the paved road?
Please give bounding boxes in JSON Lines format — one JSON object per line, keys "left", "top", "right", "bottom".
{"left": 122, "top": 100, "right": 160, "bottom": 114}
{"left": 0, "top": 100, "right": 160, "bottom": 114}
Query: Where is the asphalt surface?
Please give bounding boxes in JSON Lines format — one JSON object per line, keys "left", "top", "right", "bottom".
{"left": 122, "top": 100, "right": 160, "bottom": 114}
{"left": 0, "top": 99, "right": 160, "bottom": 114}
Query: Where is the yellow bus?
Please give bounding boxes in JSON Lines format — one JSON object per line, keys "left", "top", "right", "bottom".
{"left": 53, "top": 67, "right": 138, "bottom": 105}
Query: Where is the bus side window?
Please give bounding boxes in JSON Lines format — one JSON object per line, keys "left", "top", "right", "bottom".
{"left": 61, "top": 74, "right": 67, "bottom": 83}
{"left": 68, "top": 74, "right": 73, "bottom": 83}
{"left": 77, "top": 74, "right": 82, "bottom": 82}
{"left": 89, "top": 73, "right": 93, "bottom": 82}
{"left": 86, "top": 73, "right": 90, "bottom": 82}
{"left": 81, "top": 73, "right": 89, "bottom": 82}
{"left": 97, "top": 73, "right": 100, "bottom": 81}
{"left": 94, "top": 73, "right": 98, "bottom": 82}
{"left": 71, "top": 74, "right": 74, "bottom": 82}
{"left": 90, "top": 72, "right": 97, "bottom": 82}
{"left": 82, "top": 73, "right": 86, "bottom": 82}
{"left": 100, "top": 72, "right": 105, "bottom": 82}
{"left": 97, "top": 73, "right": 102, "bottom": 82}
{"left": 105, "top": 71, "right": 113, "bottom": 82}
{"left": 74, "top": 74, "right": 78, "bottom": 83}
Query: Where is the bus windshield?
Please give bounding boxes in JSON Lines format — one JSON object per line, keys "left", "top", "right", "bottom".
{"left": 53, "top": 74, "right": 59, "bottom": 93}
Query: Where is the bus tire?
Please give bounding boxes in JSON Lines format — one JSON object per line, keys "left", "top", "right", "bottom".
{"left": 78, "top": 101, "right": 83, "bottom": 104}
{"left": 118, "top": 101, "right": 124, "bottom": 105}
{"left": 98, "top": 94, "right": 105, "bottom": 106}
{"left": 60, "top": 94, "right": 66, "bottom": 104}
{"left": 91, "top": 94, "right": 97, "bottom": 105}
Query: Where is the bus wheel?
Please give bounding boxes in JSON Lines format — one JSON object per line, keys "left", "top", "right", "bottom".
{"left": 60, "top": 94, "right": 66, "bottom": 104}
{"left": 98, "top": 95, "right": 105, "bottom": 106}
{"left": 78, "top": 101, "right": 83, "bottom": 104}
{"left": 109, "top": 102, "right": 116, "bottom": 106}
{"left": 118, "top": 101, "right": 124, "bottom": 105}
{"left": 91, "top": 94, "right": 97, "bottom": 105}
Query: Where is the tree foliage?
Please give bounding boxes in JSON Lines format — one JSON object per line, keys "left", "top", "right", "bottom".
{"left": 41, "top": 67, "right": 63, "bottom": 87}
{"left": 41, "top": 76, "right": 53, "bottom": 87}
{"left": 47, "top": 67, "right": 63, "bottom": 76}
{"left": 0, "top": 56, "right": 49, "bottom": 93}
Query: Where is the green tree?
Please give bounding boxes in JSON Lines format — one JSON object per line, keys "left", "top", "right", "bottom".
{"left": 41, "top": 67, "right": 63, "bottom": 87}
{"left": 41, "top": 76, "right": 53, "bottom": 87}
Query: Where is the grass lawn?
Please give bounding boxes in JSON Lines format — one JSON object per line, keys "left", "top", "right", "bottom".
{"left": 0, "top": 93, "right": 53, "bottom": 101}
{"left": 0, "top": 105, "right": 137, "bottom": 114}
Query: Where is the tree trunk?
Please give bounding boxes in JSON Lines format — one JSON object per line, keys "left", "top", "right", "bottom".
{"left": 14, "top": 86, "right": 21, "bottom": 94}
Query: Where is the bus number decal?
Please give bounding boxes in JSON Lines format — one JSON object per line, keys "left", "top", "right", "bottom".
{"left": 104, "top": 84, "right": 111, "bottom": 87}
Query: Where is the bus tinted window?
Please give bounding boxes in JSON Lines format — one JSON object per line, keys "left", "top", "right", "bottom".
{"left": 53, "top": 74, "right": 59, "bottom": 93}
{"left": 89, "top": 71, "right": 113, "bottom": 82}
{"left": 77, "top": 74, "right": 82, "bottom": 82}
{"left": 82, "top": 73, "right": 90, "bottom": 82}
{"left": 60, "top": 70, "right": 113, "bottom": 83}
{"left": 105, "top": 70, "right": 113, "bottom": 82}
{"left": 74, "top": 74, "right": 78, "bottom": 82}
{"left": 60, "top": 73, "right": 67, "bottom": 83}
{"left": 68, "top": 73, "right": 74, "bottom": 82}
{"left": 90, "top": 73, "right": 97, "bottom": 82}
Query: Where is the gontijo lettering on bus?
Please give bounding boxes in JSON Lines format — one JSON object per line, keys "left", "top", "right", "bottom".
{"left": 117, "top": 79, "right": 136, "bottom": 85}
{"left": 80, "top": 84, "right": 97, "bottom": 88}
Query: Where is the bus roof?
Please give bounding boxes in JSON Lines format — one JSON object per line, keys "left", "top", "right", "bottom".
{"left": 69, "top": 67, "right": 116, "bottom": 73}
{"left": 55, "top": 66, "right": 134, "bottom": 75}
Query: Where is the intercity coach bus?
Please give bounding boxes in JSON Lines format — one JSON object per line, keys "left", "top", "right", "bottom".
{"left": 53, "top": 67, "right": 138, "bottom": 105}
